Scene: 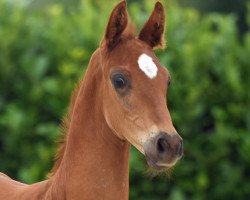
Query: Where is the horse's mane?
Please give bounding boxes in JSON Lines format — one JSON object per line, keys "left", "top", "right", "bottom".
{"left": 49, "top": 78, "right": 84, "bottom": 177}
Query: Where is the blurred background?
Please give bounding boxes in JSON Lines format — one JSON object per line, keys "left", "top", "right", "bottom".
{"left": 0, "top": 0, "right": 250, "bottom": 199}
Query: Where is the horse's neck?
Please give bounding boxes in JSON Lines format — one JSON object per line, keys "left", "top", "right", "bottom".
{"left": 52, "top": 50, "right": 130, "bottom": 199}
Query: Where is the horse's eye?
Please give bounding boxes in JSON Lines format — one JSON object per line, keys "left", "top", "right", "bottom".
{"left": 114, "top": 76, "right": 126, "bottom": 88}
{"left": 168, "top": 80, "right": 171, "bottom": 86}
{"left": 110, "top": 72, "right": 130, "bottom": 94}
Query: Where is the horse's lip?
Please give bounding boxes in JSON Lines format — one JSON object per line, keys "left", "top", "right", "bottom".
{"left": 145, "top": 153, "right": 167, "bottom": 170}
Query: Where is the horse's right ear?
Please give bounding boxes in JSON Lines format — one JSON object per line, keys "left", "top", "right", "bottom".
{"left": 101, "top": 1, "right": 128, "bottom": 50}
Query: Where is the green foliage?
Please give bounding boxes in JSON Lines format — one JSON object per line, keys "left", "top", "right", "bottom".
{"left": 0, "top": 0, "right": 249, "bottom": 199}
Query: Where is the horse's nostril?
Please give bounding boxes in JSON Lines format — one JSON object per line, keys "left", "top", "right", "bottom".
{"left": 156, "top": 137, "right": 169, "bottom": 153}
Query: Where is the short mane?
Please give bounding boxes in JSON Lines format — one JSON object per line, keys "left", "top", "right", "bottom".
{"left": 49, "top": 78, "right": 84, "bottom": 176}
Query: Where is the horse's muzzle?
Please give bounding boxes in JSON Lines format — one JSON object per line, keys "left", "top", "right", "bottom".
{"left": 143, "top": 132, "right": 183, "bottom": 170}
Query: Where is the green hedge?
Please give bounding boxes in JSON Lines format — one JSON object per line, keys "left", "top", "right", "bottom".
{"left": 0, "top": 0, "right": 249, "bottom": 199}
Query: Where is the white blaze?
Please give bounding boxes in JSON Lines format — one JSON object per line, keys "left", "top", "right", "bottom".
{"left": 137, "top": 53, "right": 158, "bottom": 79}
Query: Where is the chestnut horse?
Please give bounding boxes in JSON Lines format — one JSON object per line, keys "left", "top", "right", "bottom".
{"left": 0, "top": 1, "right": 183, "bottom": 199}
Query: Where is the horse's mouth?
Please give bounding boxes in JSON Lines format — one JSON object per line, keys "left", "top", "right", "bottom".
{"left": 145, "top": 153, "right": 175, "bottom": 170}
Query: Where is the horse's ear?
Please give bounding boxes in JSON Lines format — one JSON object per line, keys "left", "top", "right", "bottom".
{"left": 102, "top": 1, "right": 128, "bottom": 49}
{"left": 138, "top": 1, "right": 165, "bottom": 49}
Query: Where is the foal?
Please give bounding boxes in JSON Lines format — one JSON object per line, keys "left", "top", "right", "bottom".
{"left": 0, "top": 1, "right": 183, "bottom": 199}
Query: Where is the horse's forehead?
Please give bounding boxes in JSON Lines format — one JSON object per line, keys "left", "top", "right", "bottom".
{"left": 107, "top": 39, "right": 168, "bottom": 81}
{"left": 111, "top": 40, "right": 159, "bottom": 66}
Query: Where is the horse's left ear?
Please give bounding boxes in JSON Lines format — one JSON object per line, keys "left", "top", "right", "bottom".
{"left": 138, "top": 1, "right": 165, "bottom": 48}
{"left": 102, "top": 1, "right": 128, "bottom": 50}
